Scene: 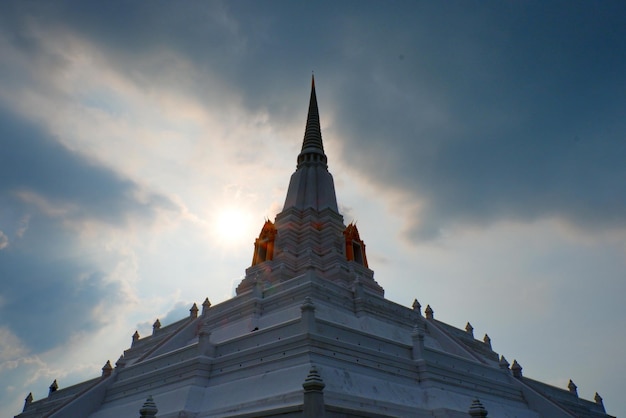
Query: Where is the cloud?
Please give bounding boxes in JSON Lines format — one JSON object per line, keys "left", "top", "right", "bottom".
{"left": 27, "top": 0, "right": 618, "bottom": 243}
{"left": 0, "top": 5, "right": 299, "bottom": 216}
{"left": 0, "top": 108, "right": 179, "bottom": 225}
{"left": 0, "top": 104, "right": 181, "bottom": 352}
{"left": 0, "top": 231, "right": 8, "bottom": 250}
{"left": 0, "top": 104, "right": 181, "bottom": 414}
{"left": 0, "top": 238, "right": 123, "bottom": 351}
{"left": 0, "top": 327, "right": 29, "bottom": 367}
{"left": 0, "top": 327, "right": 47, "bottom": 414}
{"left": 320, "top": 2, "right": 626, "bottom": 241}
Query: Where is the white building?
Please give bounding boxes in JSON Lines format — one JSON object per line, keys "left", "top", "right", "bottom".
{"left": 16, "top": 78, "right": 613, "bottom": 418}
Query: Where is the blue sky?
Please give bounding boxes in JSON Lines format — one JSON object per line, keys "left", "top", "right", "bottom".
{"left": 1, "top": 1, "right": 625, "bottom": 416}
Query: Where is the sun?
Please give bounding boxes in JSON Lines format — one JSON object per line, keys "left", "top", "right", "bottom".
{"left": 213, "top": 206, "right": 254, "bottom": 246}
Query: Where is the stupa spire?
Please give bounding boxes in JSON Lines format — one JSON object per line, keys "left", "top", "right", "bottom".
{"left": 239, "top": 76, "right": 381, "bottom": 296}
{"left": 282, "top": 76, "right": 338, "bottom": 212}
{"left": 297, "top": 75, "right": 326, "bottom": 167}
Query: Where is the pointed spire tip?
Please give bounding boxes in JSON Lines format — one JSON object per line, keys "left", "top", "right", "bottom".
{"left": 297, "top": 75, "right": 326, "bottom": 166}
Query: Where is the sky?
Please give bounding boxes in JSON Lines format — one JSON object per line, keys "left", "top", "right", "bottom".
{"left": 0, "top": 1, "right": 625, "bottom": 416}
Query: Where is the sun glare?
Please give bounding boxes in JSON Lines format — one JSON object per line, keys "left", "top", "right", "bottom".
{"left": 214, "top": 207, "right": 254, "bottom": 246}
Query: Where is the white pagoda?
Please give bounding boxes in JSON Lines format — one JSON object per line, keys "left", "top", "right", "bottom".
{"left": 16, "top": 77, "right": 613, "bottom": 418}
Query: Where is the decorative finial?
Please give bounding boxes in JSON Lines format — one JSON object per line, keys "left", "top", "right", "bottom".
{"left": 132, "top": 330, "right": 140, "bottom": 345}
{"left": 202, "top": 297, "right": 211, "bottom": 315}
{"left": 425, "top": 305, "right": 434, "bottom": 319}
{"left": 152, "top": 319, "right": 161, "bottom": 333}
{"left": 499, "top": 355, "right": 510, "bottom": 370}
{"left": 23, "top": 392, "right": 33, "bottom": 412}
{"left": 511, "top": 359, "right": 523, "bottom": 378}
{"left": 468, "top": 398, "right": 489, "bottom": 417}
{"left": 465, "top": 322, "right": 474, "bottom": 337}
{"left": 595, "top": 392, "right": 604, "bottom": 409}
{"left": 116, "top": 354, "right": 126, "bottom": 368}
{"left": 102, "top": 360, "right": 113, "bottom": 377}
{"left": 302, "top": 365, "right": 325, "bottom": 392}
{"left": 139, "top": 395, "right": 158, "bottom": 418}
{"left": 301, "top": 296, "right": 316, "bottom": 312}
{"left": 190, "top": 303, "right": 199, "bottom": 318}
{"left": 412, "top": 298, "right": 422, "bottom": 315}
{"left": 49, "top": 379, "right": 58, "bottom": 395}
{"left": 567, "top": 379, "right": 578, "bottom": 396}
{"left": 483, "top": 334, "right": 492, "bottom": 348}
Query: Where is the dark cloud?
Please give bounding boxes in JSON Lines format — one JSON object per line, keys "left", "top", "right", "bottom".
{"left": 2, "top": 1, "right": 625, "bottom": 238}
{"left": 321, "top": 2, "right": 626, "bottom": 240}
